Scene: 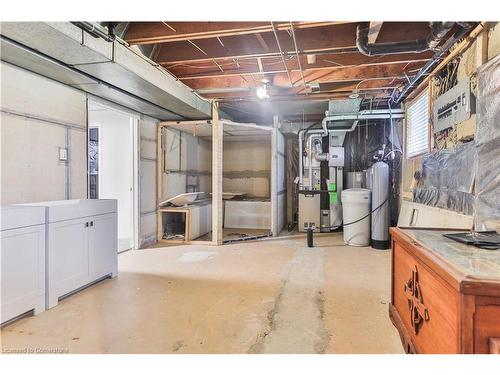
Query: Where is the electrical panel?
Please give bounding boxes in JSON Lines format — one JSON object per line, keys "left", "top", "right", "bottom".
{"left": 432, "top": 80, "right": 475, "bottom": 134}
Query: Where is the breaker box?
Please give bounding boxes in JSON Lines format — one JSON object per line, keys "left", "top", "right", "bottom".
{"left": 432, "top": 80, "right": 475, "bottom": 134}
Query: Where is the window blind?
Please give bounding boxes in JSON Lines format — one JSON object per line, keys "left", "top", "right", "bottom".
{"left": 406, "top": 91, "right": 430, "bottom": 158}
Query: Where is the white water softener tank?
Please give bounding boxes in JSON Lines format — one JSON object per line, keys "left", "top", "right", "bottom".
{"left": 341, "top": 188, "right": 371, "bottom": 246}
{"left": 367, "top": 161, "right": 390, "bottom": 249}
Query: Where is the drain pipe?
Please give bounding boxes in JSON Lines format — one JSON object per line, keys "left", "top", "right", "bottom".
{"left": 356, "top": 22, "right": 455, "bottom": 56}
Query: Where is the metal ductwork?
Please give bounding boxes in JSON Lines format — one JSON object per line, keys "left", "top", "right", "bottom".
{"left": 356, "top": 22, "right": 455, "bottom": 56}
{"left": 0, "top": 22, "right": 212, "bottom": 120}
{"left": 313, "top": 139, "right": 329, "bottom": 162}
{"left": 70, "top": 22, "right": 115, "bottom": 42}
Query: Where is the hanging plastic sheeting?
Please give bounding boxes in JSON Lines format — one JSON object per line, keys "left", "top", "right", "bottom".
{"left": 413, "top": 142, "right": 475, "bottom": 215}
{"left": 343, "top": 119, "right": 403, "bottom": 226}
{"left": 474, "top": 53, "right": 500, "bottom": 230}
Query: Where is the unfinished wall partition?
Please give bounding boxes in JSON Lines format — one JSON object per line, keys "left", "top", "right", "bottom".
{"left": 156, "top": 117, "right": 286, "bottom": 245}
{"left": 157, "top": 120, "right": 213, "bottom": 244}
{"left": 221, "top": 121, "right": 273, "bottom": 243}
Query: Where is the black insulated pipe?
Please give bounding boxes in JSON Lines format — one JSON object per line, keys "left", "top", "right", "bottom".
{"left": 392, "top": 22, "right": 475, "bottom": 103}
{"left": 356, "top": 22, "right": 455, "bottom": 56}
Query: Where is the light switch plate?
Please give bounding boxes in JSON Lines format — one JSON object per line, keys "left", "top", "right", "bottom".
{"left": 59, "top": 147, "right": 68, "bottom": 161}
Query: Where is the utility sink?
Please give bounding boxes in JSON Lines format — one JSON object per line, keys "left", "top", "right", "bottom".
{"left": 160, "top": 192, "right": 203, "bottom": 207}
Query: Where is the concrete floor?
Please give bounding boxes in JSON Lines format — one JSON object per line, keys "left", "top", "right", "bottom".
{"left": 0, "top": 233, "right": 403, "bottom": 354}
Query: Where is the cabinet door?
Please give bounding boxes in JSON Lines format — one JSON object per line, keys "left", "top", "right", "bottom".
{"left": 48, "top": 217, "right": 89, "bottom": 306}
{"left": 89, "top": 213, "right": 117, "bottom": 279}
{"left": 1, "top": 224, "right": 45, "bottom": 323}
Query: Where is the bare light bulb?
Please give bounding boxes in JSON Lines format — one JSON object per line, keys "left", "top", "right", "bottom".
{"left": 256, "top": 84, "right": 269, "bottom": 99}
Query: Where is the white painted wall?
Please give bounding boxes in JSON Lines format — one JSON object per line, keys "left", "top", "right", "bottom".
{"left": 88, "top": 107, "right": 134, "bottom": 248}
{"left": 0, "top": 62, "right": 87, "bottom": 204}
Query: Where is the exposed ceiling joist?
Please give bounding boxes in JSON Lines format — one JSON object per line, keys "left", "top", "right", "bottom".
{"left": 167, "top": 53, "right": 433, "bottom": 80}
{"left": 368, "top": 22, "right": 384, "bottom": 44}
{"left": 180, "top": 61, "right": 427, "bottom": 90}
{"left": 124, "top": 21, "right": 353, "bottom": 45}
{"left": 199, "top": 78, "right": 403, "bottom": 99}
{"left": 153, "top": 23, "right": 431, "bottom": 65}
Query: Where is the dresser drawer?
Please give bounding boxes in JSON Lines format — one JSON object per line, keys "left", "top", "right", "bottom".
{"left": 393, "top": 242, "right": 460, "bottom": 353}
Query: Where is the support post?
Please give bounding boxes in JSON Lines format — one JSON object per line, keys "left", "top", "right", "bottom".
{"left": 212, "top": 101, "right": 223, "bottom": 245}
{"left": 156, "top": 123, "right": 163, "bottom": 242}
{"left": 271, "top": 115, "right": 279, "bottom": 237}
{"left": 476, "top": 23, "right": 489, "bottom": 68}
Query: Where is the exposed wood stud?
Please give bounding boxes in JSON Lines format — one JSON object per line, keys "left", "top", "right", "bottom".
{"left": 368, "top": 22, "right": 383, "bottom": 45}
{"left": 255, "top": 33, "right": 270, "bottom": 51}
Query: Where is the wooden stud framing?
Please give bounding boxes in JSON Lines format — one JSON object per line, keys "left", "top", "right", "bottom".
{"left": 211, "top": 101, "right": 223, "bottom": 245}
{"left": 156, "top": 123, "right": 163, "bottom": 242}
{"left": 271, "top": 115, "right": 279, "bottom": 237}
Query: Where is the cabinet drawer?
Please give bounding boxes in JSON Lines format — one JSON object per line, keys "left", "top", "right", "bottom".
{"left": 393, "top": 243, "right": 459, "bottom": 353}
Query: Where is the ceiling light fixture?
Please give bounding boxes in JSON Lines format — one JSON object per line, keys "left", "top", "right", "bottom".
{"left": 256, "top": 84, "right": 270, "bottom": 100}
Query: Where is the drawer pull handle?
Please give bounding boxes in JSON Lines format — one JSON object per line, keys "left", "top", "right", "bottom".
{"left": 404, "top": 265, "right": 430, "bottom": 335}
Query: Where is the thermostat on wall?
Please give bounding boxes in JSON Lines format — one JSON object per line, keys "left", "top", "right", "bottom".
{"left": 59, "top": 147, "right": 68, "bottom": 161}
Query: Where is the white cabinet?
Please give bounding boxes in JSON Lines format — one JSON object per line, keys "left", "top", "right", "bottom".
{"left": 21, "top": 199, "right": 118, "bottom": 309}
{"left": 1, "top": 206, "right": 46, "bottom": 324}
{"left": 47, "top": 216, "right": 90, "bottom": 308}
{"left": 88, "top": 213, "right": 118, "bottom": 280}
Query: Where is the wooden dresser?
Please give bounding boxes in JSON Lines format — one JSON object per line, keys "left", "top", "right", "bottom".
{"left": 390, "top": 227, "right": 500, "bottom": 354}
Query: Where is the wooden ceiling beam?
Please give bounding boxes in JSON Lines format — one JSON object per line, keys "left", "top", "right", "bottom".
{"left": 183, "top": 62, "right": 425, "bottom": 90}
{"left": 167, "top": 53, "right": 432, "bottom": 80}
{"left": 124, "top": 21, "right": 352, "bottom": 45}
{"left": 154, "top": 23, "right": 431, "bottom": 64}
{"left": 199, "top": 78, "right": 403, "bottom": 99}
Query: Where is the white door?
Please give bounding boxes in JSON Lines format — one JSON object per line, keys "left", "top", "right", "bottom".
{"left": 88, "top": 100, "right": 138, "bottom": 252}
{"left": 89, "top": 213, "right": 118, "bottom": 279}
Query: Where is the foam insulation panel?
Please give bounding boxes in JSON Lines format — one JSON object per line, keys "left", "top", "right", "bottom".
{"left": 139, "top": 115, "right": 158, "bottom": 247}
{"left": 223, "top": 140, "right": 271, "bottom": 198}
{"left": 162, "top": 126, "right": 212, "bottom": 201}
{"left": 0, "top": 62, "right": 87, "bottom": 204}
{"left": 224, "top": 200, "right": 271, "bottom": 229}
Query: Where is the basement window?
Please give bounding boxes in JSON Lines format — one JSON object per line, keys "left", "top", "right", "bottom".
{"left": 406, "top": 90, "right": 430, "bottom": 158}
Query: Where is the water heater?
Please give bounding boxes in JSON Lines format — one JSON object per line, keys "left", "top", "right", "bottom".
{"left": 368, "top": 161, "right": 389, "bottom": 249}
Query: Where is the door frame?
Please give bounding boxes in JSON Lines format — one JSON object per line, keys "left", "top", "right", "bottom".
{"left": 87, "top": 97, "right": 140, "bottom": 252}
